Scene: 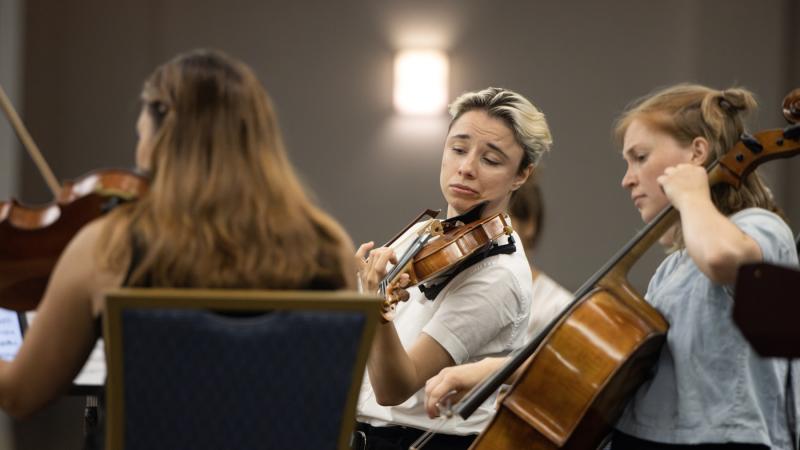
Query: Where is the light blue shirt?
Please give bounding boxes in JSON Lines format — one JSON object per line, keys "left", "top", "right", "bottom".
{"left": 616, "top": 208, "right": 799, "bottom": 448}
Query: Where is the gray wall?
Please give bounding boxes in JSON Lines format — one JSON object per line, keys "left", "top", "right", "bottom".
{"left": 18, "top": 0, "right": 800, "bottom": 296}
{"left": 0, "top": 0, "right": 21, "bottom": 200}
{"left": 1, "top": 1, "right": 21, "bottom": 448}
{"left": 5, "top": 2, "right": 800, "bottom": 447}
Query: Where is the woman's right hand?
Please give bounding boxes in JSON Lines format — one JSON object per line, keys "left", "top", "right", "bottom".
{"left": 424, "top": 357, "right": 507, "bottom": 418}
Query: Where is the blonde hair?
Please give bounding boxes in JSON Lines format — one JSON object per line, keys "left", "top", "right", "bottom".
{"left": 100, "top": 49, "right": 354, "bottom": 289}
{"left": 615, "top": 83, "right": 785, "bottom": 249}
{"left": 449, "top": 87, "right": 552, "bottom": 172}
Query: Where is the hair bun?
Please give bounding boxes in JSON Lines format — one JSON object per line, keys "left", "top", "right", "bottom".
{"left": 717, "top": 97, "right": 736, "bottom": 114}
{"left": 718, "top": 88, "right": 756, "bottom": 115}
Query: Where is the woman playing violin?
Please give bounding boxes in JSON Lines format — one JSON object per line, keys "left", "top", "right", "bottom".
{"left": 0, "top": 49, "right": 355, "bottom": 437}
{"left": 353, "top": 87, "right": 552, "bottom": 450}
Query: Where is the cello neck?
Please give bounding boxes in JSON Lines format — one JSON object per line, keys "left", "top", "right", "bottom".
{"left": 0, "top": 83, "right": 61, "bottom": 197}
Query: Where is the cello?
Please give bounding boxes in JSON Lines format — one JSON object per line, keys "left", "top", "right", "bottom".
{"left": 416, "top": 88, "right": 800, "bottom": 449}
{"left": 0, "top": 84, "right": 148, "bottom": 311}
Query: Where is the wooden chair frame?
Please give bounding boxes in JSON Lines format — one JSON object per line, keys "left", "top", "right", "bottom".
{"left": 103, "top": 288, "right": 381, "bottom": 450}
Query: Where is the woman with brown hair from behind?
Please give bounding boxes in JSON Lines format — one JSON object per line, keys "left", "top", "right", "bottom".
{"left": 0, "top": 49, "right": 356, "bottom": 444}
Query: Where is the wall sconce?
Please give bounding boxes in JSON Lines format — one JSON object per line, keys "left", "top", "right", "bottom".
{"left": 393, "top": 50, "right": 448, "bottom": 115}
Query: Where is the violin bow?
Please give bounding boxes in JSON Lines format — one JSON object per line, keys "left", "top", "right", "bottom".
{"left": 0, "top": 83, "right": 61, "bottom": 197}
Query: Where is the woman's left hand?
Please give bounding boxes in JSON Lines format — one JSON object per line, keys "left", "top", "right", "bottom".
{"left": 657, "top": 163, "right": 711, "bottom": 211}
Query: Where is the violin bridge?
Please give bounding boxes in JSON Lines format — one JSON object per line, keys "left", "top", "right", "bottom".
{"left": 501, "top": 213, "right": 514, "bottom": 235}
{"left": 418, "top": 219, "right": 444, "bottom": 237}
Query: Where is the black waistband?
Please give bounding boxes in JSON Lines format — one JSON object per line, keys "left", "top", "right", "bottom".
{"left": 352, "top": 422, "right": 476, "bottom": 450}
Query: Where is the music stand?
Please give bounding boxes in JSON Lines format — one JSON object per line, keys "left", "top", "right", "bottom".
{"left": 733, "top": 262, "right": 800, "bottom": 357}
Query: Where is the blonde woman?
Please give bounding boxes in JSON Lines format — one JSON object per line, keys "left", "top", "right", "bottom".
{"left": 354, "top": 87, "right": 552, "bottom": 450}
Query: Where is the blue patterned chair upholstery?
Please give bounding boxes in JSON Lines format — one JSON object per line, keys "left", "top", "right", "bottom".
{"left": 103, "top": 289, "right": 381, "bottom": 450}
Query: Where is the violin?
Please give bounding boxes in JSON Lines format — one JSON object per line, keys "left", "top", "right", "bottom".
{"left": 412, "top": 88, "right": 800, "bottom": 450}
{"left": 0, "top": 84, "right": 148, "bottom": 311}
{"left": 377, "top": 207, "right": 513, "bottom": 320}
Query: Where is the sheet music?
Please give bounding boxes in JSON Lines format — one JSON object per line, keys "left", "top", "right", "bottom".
{"left": 0, "top": 308, "right": 23, "bottom": 361}
{"left": 72, "top": 339, "right": 106, "bottom": 386}
{"left": 25, "top": 311, "right": 106, "bottom": 386}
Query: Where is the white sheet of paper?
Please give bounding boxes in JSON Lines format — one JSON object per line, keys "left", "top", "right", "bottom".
{"left": 25, "top": 311, "right": 106, "bottom": 386}
{"left": 0, "top": 308, "right": 23, "bottom": 362}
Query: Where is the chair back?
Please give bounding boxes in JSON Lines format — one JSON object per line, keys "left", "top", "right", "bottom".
{"left": 103, "top": 288, "right": 381, "bottom": 450}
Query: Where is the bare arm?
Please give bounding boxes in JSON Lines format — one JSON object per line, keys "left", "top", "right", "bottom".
{"left": 356, "top": 242, "right": 455, "bottom": 405}
{"left": 660, "top": 164, "right": 762, "bottom": 284}
{"left": 424, "top": 356, "right": 507, "bottom": 418}
{"left": 0, "top": 218, "right": 124, "bottom": 417}
{"left": 367, "top": 326, "right": 455, "bottom": 406}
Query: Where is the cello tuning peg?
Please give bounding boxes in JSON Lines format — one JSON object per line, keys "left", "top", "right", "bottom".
{"left": 783, "top": 123, "right": 800, "bottom": 141}
{"left": 740, "top": 132, "right": 763, "bottom": 154}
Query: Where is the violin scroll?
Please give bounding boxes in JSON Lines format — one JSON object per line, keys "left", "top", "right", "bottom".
{"left": 783, "top": 88, "right": 800, "bottom": 124}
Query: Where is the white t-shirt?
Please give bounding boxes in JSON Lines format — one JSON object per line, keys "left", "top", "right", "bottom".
{"left": 357, "top": 221, "right": 532, "bottom": 435}
{"left": 526, "top": 270, "right": 573, "bottom": 340}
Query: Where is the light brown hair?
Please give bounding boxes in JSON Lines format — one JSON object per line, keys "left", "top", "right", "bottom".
{"left": 615, "top": 84, "right": 785, "bottom": 248}
{"left": 100, "top": 49, "right": 354, "bottom": 289}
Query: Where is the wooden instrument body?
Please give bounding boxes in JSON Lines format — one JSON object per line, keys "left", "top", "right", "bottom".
{"left": 409, "top": 213, "right": 510, "bottom": 284}
{"left": 470, "top": 282, "right": 667, "bottom": 449}
{"left": 0, "top": 169, "right": 147, "bottom": 311}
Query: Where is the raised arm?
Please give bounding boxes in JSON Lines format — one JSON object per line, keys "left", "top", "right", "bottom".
{"left": 660, "top": 164, "right": 762, "bottom": 284}
{"left": 356, "top": 242, "right": 455, "bottom": 405}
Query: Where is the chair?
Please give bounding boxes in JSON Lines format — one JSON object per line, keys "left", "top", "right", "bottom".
{"left": 103, "top": 288, "right": 381, "bottom": 450}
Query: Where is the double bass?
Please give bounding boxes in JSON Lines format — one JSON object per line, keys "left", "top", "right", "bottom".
{"left": 0, "top": 84, "right": 147, "bottom": 311}
{"left": 417, "top": 88, "right": 800, "bottom": 449}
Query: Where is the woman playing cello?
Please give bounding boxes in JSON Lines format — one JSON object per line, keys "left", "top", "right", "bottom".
{"left": 611, "top": 84, "right": 798, "bottom": 448}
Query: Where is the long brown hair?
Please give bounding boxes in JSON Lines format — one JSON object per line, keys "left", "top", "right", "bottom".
{"left": 100, "top": 49, "right": 354, "bottom": 289}
{"left": 615, "top": 84, "right": 785, "bottom": 249}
